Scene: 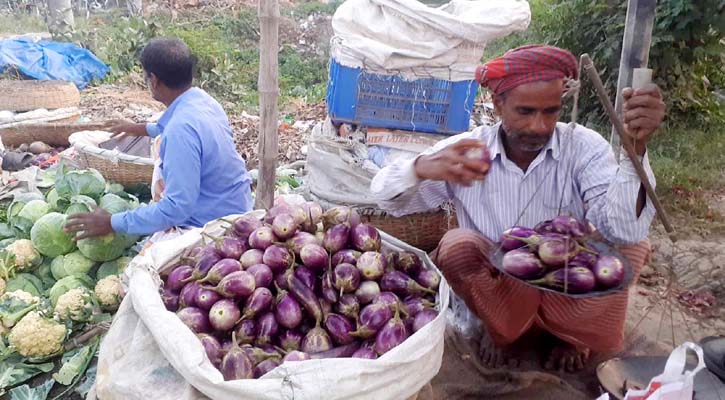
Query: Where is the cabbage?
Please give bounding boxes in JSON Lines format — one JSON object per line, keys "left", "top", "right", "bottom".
{"left": 96, "top": 256, "right": 132, "bottom": 280}
{"left": 99, "top": 193, "right": 131, "bottom": 214}
{"left": 7, "top": 192, "right": 44, "bottom": 221}
{"left": 46, "top": 188, "right": 69, "bottom": 212}
{"left": 5, "top": 273, "right": 44, "bottom": 297}
{"left": 30, "top": 213, "right": 77, "bottom": 257}
{"left": 48, "top": 275, "right": 94, "bottom": 307}
{"left": 77, "top": 233, "right": 138, "bottom": 262}
{"left": 7, "top": 193, "right": 46, "bottom": 236}
{"left": 16, "top": 200, "right": 50, "bottom": 225}
{"left": 35, "top": 258, "right": 57, "bottom": 290}
{"left": 51, "top": 251, "right": 96, "bottom": 280}
{"left": 0, "top": 223, "right": 15, "bottom": 240}
{"left": 65, "top": 195, "right": 97, "bottom": 216}
{"left": 55, "top": 167, "right": 106, "bottom": 200}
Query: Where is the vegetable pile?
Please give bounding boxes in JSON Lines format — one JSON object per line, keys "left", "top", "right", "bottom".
{"left": 162, "top": 203, "right": 441, "bottom": 380}
{"left": 0, "top": 166, "right": 142, "bottom": 397}
{"left": 9, "top": 141, "right": 66, "bottom": 169}
{"left": 498, "top": 216, "right": 627, "bottom": 294}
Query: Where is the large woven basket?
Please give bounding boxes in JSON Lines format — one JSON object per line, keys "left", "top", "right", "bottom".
{"left": 360, "top": 208, "right": 458, "bottom": 252}
{"left": 0, "top": 121, "right": 121, "bottom": 147}
{"left": 0, "top": 80, "right": 80, "bottom": 112}
{"left": 73, "top": 141, "right": 154, "bottom": 188}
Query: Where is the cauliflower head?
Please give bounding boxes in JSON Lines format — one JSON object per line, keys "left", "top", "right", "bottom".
{"left": 54, "top": 287, "right": 96, "bottom": 322}
{"left": 94, "top": 275, "right": 124, "bottom": 309}
{"left": 0, "top": 289, "right": 41, "bottom": 329}
{"left": 6, "top": 239, "right": 42, "bottom": 271}
{"left": 8, "top": 311, "right": 67, "bottom": 358}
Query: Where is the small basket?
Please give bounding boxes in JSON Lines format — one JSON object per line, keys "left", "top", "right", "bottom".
{"left": 0, "top": 80, "right": 80, "bottom": 112}
{"left": 358, "top": 207, "right": 458, "bottom": 252}
{"left": 0, "top": 120, "right": 117, "bottom": 147}
{"left": 73, "top": 141, "right": 154, "bottom": 188}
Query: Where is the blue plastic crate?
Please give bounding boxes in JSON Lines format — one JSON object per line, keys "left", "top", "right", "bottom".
{"left": 326, "top": 59, "right": 478, "bottom": 135}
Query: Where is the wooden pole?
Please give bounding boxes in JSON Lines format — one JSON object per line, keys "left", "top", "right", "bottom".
{"left": 610, "top": 0, "right": 656, "bottom": 161}
{"left": 255, "top": 0, "right": 280, "bottom": 210}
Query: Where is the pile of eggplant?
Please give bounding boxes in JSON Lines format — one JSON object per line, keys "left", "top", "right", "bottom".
{"left": 499, "top": 215, "right": 626, "bottom": 295}
{"left": 161, "top": 203, "right": 440, "bottom": 380}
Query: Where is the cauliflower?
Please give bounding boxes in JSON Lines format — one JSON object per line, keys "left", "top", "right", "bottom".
{"left": 54, "top": 287, "right": 97, "bottom": 322}
{"left": 8, "top": 311, "right": 67, "bottom": 358}
{"left": 0, "top": 277, "right": 5, "bottom": 296}
{"left": 0, "top": 289, "right": 41, "bottom": 330}
{"left": 94, "top": 275, "right": 124, "bottom": 309}
{"left": 5, "top": 239, "right": 42, "bottom": 272}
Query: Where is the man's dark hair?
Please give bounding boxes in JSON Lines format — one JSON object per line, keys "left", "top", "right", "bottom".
{"left": 140, "top": 38, "right": 195, "bottom": 89}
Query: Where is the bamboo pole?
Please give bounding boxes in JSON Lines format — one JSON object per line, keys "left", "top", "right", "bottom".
{"left": 255, "top": 0, "right": 280, "bottom": 210}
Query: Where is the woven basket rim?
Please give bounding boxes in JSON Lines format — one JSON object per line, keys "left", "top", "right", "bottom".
{"left": 74, "top": 142, "right": 154, "bottom": 166}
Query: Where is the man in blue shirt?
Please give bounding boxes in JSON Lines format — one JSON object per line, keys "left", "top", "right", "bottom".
{"left": 65, "top": 38, "right": 253, "bottom": 239}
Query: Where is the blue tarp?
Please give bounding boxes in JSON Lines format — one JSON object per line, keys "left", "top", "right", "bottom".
{"left": 0, "top": 38, "right": 109, "bottom": 89}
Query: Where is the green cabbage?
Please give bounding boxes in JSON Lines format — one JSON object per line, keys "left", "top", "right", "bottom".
{"left": 46, "top": 188, "right": 69, "bottom": 212}
{"left": 65, "top": 195, "right": 97, "bottom": 216}
{"left": 34, "top": 258, "right": 57, "bottom": 290}
{"left": 99, "top": 193, "right": 131, "bottom": 214}
{"left": 30, "top": 213, "right": 77, "bottom": 258}
{"left": 55, "top": 167, "right": 106, "bottom": 200}
{"left": 5, "top": 273, "right": 44, "bottom": 297}
{"left": 95, "top": 256, "right": 132, "bottom": 280}
{"left": 51, "top": 251, "right": 96, "bottom": 280}
{"left": 77, "top": 233, "right": 138, "bottom": 262}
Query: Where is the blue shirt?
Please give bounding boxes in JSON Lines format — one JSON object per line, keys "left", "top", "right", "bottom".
{"left": 111, "top": 87, "right": 253, "bottom": 235}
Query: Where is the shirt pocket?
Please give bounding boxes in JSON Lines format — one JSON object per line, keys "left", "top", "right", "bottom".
{"left": 540, "top": 169, "right": 576, "bottom": 217}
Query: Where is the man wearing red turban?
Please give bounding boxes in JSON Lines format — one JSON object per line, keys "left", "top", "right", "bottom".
{"left": 371, "top": 45, "right": 666, "bottom": 371}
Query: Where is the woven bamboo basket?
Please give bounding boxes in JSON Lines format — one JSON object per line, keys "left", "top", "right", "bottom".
{"left": 360, "top": 208, "right": 458, "bottom": 252}
{"left": 0, "top": 121, "right": 119, "bottom": 147}
{"left": 0, "top": 80, "right": 80, "bottom": 112}
{"left": 73, "top": 142, "right": 154, "bottom": 188}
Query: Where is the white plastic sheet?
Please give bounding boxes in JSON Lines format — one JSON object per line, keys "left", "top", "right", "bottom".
{"left": 94, "top": 213, "right": 450, "bottom": 400}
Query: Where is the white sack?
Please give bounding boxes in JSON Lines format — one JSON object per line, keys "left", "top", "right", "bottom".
{"left": 94, "top": 213, "right": 450, "bottom": 400}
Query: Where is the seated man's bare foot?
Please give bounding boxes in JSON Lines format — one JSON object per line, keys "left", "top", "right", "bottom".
{"left": 478, "top": 330, "right": 519, "bottom": 368}
{"left": 544, "top": 341, "right": 590, "bottom": 372}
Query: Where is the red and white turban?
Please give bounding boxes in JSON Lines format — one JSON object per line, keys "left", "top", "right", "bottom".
{"left": 475, "top": 45, "right": 578, "bottom": 95}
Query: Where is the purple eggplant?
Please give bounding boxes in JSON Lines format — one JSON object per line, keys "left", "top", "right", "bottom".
{"left": 198, "top": 333, "right": 223, "bottom": 367}
{"left": 249, "top": 226, "right": 277, "bottom": 250}
{"left": 571, "top": 250, "right": 599, "bottom": 269}
{"left": 500, "top": 226, "right": 537, "bottom": 251}
{"left": 352, "top": 346, "right": 378, "bottom": 359}
{"left": 551, "top": 215, "right": 587, "bottom": 237}
{"left": 374, "top": 307, "right": 408, "bottom": 355}
{"left": 355, "top": 281, "right": 381, "bottom": 304}
{"left": 350, "top": 223, "right": 381, "bottom": 252}
{"left": 412, "top": 309, "right": 437, "bottom": 332}
{"left": 179, "top": 282, "right": 202, "bottom": 308}
{"left": 356, "top": 252, "right": 386, "bottom": 280}
{"left": 322, "top": 206, "right": 361, "bottom": 230}
{"left": 194, "top": 288, "right": 223, "bottom": 311}
{"left": 255, "top": 312, "right": 279, "bottom": 346}
{"left": 301, "top": 202, "right": 323, "bottom": 233}
{"left": 334, "top": 263, "right": 361, "bottom": 295}
{"left": 534, "top": 220, "right": 555, "bottom": 234}
{"left": 300, "top": 244, "right": 328, "bottom": 272}
{"left": 320, "top": 270, "right": 338, "bottom": 303}
{"left": 502, "top": 248, "right": 546, "bottom": 279}
{"left": 282, "top": 350, "right": 311, "bottom": 362}
{"left": 310, "top": 341, "right": 361, "bottom": 359}
{"left": 323, "top": 223, "right": 350, "bottom": 254}
{"left": 402, "top": 296, "right": 435, "bottom": 317}
{"left": 380, "top": 271, "right": 436, "bottom": 296}
{"left": 592, "top": 255, "right": 625, "bottom": 288}
{"left": 253, "top": 358, "right": 281, "bottom": 378}
{"left": 197, "top": 258, "right": 243, "bottom": 284}
{"left": 350, "top": 302, "right": 394, "bottom": 339}
{"left": 183, "top": 251, "right": 223, "bottom": 283}
{"left": 383, "top": 250, "right": 399, "bottom": 272}
{"left": 272, "top": 213, "right": 298, "bottom": 240}
{"left": 529, "top": 266, "right": 596, "bottom": 294}
{"left": 247, "top": 263, "right": 274, "bottom": 288}
{"left": 239, "top": 287, "right": 274, "bottom": 321}
{"left": 320, "top": 298, "right": 333, "bottom": 319}
{"left": 229, "top": 215, "right": 263, "bottom": 241}
{"left": 177, "top": 307, "right": 211, "bottom": 333}
{"left": 166, "top": 265, "right": 193, "bottom": 292}
{"left": 204, "top": 271, "right": 256, "bottom": 299}
{"left": 209, "top": 299, "right": 241, "bottom": 331}
{"left": 395, "top": 251, "right": 422, "bottom": 276}
{"left": 275, "top": 288, "right": 303, "bottom": 329}
{"left": 234, "top": 319, "right": 257, "bottom": 345}
{"left": 287, "top": 272, "right": 323, "bottom": 323}
{"left": 536, "top": 236, "right": 579, "bottom": 267}
{"left": 332, "top": 249, "right": 361, "bottom": 267}
{"left": 415, "top": 269, "right": 441, "bottom": 291}
{"left": 324, "top": 313, "right": 355, "bottom": 345}
{"left": 263, "top": 245, "right": 294, "bottom": 274}
{"left": 240, "top": 249, "right": 264, "bottom": 269}
{"left": 301, "top": 323, "right": 333, "bottom": 353}
{"left": 221, "top": 333, "right": 254, "bottom": 380}
{"left": 274, "top": 266, "right": 294, "bottom": 291}
{"left": 335, "top": 294, "right": 360, "bottom": 320}
{"left": 203, "top": 233, "right": 247, "bottom": 260}
{"left": 287, "top": 232, "right": 320, "bottom": 257}
{"left": 294, "top": 266, "right": 316, "bottom": 291}
{"left": 279, "top": 329, "right": 303, "bottom": 351}
{"left": 161, "top": 288, "right": 180, "bottom": 312}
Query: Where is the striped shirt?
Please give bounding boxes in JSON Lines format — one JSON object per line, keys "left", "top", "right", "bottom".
{"left": 370, "top": 122, "right": 656, "bottom": 245}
